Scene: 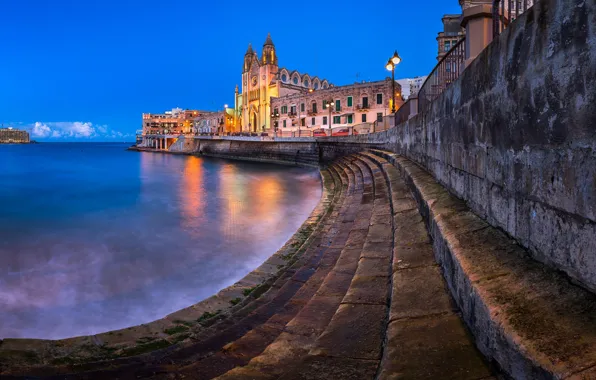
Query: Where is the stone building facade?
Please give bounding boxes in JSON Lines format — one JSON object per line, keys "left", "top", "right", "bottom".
{"left": 269, "top": 79, "right": 402, "bottom": 134}
{"left": 142, "top": 108, "right": 202, "bottom": 135}
{"left": 193, "top": 108, "right": 235, "bottom": 134}
{"left": 235, "top": 34, "right": 332, "bottom": 133}
{"left": 437, "top": 14, "right": 465, "bottom": 61}
{"left": 0, "top": 127, "right": 29, "bottom": 143}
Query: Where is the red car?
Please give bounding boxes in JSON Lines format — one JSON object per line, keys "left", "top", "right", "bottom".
{"left": 332, "top": 128, "right": 358, "bottom": 137}
{"left": 312, "top": 129, "right": 327, "bottom": 137}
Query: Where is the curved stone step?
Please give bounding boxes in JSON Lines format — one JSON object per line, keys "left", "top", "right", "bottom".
{"left": 276, "top": 154, "right": 393, "bottom": 379}
{"left": 360, "top": 151, "right": 495, "bottom": 380}
{"left": 213, "top": 157, "right": 375, "bottom": 379}
{"left": 162, "top": 160, "right": 367, "bottom": 379}
{"left": 369, "top": 149, "right": 596, "bottom": 380}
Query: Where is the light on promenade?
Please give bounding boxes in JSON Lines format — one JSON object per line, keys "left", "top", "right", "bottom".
{"left": 386, "top": 50, "right": 402, "bottom": 113}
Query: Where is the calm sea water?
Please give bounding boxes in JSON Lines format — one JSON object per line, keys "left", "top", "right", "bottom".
{"left": 0, "top": 143, "right": 321, "bottom": 339}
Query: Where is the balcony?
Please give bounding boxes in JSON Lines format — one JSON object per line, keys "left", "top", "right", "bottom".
{"left": 307, "top": 110, "right": 318, "bottom": 116}
{"left": 356, "top": 104, "right": 370, "bottom": 111}
{"left": 288, "top": 111, "right": 297, "bottom": 118}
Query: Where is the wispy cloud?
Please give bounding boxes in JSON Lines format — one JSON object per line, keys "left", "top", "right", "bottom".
{"left": 28, "top": 122, "right": 131, "bottom": 140}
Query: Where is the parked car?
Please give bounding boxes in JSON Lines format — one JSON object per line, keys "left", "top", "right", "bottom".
{"left": 313, "top": 129, "right": 327, "bottom": 137}
{"left": 332, "top": 128, "right": 358, "bottom": 137}
{"left": 260, "top": 132, "right": 269, "bottom": 137}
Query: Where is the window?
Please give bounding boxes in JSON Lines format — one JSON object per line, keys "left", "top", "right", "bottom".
{"left": 301, "top": 103, "right": 305, "bottom": 112}
{"left": 293, "top": 76, "right": 298, "bottom": 85}
{"left": 301, "top": 118, "right": 305, "bottom": 126}
{"left": 312, "top": 102, "right": 317, "bottom": 113}
{"left": 333, "top": 116, "right": 340, "bottom": 124}
{"left": 347, "top": 115, "right": 353, "bottom": 124}
{"left": 281, "top": 74, "right": 287, "bottom": 82}
{"left": 311, "top": 117, "right": 315, "bottom": 125}
{"left": 322, "top": 100, "right": 327, "bottom": 109}
{"left": 335, "top": 100, "right": 341, "bottom": 111}
{"left": 290, "top": 105, "right": 296, "bottom": 114}
{"left": 377, "top": 113, "right": 383, "bottom": 122}
{"left": 281, "top": 105, "right": 288, "bottom": 114}
{"left": 362, "top": 114, "right": 367, "bottom": 123}
{"left": 347, "top": 96, "right": 353, "bottom": 107}
{"left": 274, "top": 108, "right": 279, "bottom": 115}
{"left": 323, "top": 116, "right": 328, "bottom": 125}
{"left": 444, "top": 41, "right": 451, "bottom": 52}
{"left": 376, "top": 94, "right": 383, "bottom": 105}
{"left": 362, "top": 96, "right": 369, "bottom": 108}
{"left": 304, "top": 80, "right": 309, "bottom": 87}
{"left": 283, "top": 120, "right": 287, "bottom": 128}
{"left": 314, "top": 82, "right": 319, "bottom": 90}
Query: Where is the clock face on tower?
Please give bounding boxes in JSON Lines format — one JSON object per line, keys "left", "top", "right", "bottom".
{"left": 252, "top": 76, "right": 258, "bottom": 86}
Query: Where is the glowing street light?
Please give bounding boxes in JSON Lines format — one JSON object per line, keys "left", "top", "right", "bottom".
{"left": 386, "top": 50, "right": 402, "bottom": 113}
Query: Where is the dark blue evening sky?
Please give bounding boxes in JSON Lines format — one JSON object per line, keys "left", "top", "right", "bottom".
{"left": 0, "top": 0, "right": 461, "bottom": 141}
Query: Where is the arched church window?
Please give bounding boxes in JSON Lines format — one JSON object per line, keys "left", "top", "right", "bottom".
{"left": 304, "top": 80, "right": 309, "bottom": 87}
{"left": 314, "top": 83, "right": 319, "bottom": 90}
{"left": 281, "top": 74, "right": 287, "bottom": 82}
{"left": 293, "top": 76, "right": 298, "bottom": 85}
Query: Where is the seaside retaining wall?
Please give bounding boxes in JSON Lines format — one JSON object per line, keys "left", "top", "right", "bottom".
{"left": 339, "top": 0, "right": 596, "bottom": 293}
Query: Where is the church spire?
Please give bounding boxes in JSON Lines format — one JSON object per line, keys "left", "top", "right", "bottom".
{"left": 262, "top": 34, "right": 278, "bottom": 66}
{"left": 264, "top": 33, "right": 274, "bottom": 46}
{"left": 243, "top": 43, "right": 255, "bottom": 73}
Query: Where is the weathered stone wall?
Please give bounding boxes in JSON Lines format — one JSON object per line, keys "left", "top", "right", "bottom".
{"left": 169, "top": 136, "right": 200, "bottom": 153}
{"left": 195, "top": 139, "right": 321, "bottom": 166}
{"left": 341, "top": 0, "right": 596, "bottom": 292}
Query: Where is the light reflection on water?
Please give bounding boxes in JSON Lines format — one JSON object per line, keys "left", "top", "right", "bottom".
{"left": 0, "top": 144, "right": 321, "bottom": 339}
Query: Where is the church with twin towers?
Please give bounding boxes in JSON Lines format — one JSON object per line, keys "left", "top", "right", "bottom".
{"left": 235, "top": 34, "right": 333, "bottom": 132}
{"left": 234, "top": 34, "right": 400, "bottom": 134}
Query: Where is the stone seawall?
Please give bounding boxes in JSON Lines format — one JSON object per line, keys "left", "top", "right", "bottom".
{"left": 336, "top": 0, "right": 596, "bottom": 293}
{"left": 148, "top": 136, "right": 387, "bottom": 167}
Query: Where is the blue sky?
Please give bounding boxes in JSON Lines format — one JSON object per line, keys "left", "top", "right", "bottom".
{"left": 0, "top": 0, "right": 462, "bottom": 141}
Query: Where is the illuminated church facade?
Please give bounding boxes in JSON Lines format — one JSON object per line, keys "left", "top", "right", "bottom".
{"left": 234, "top": 34, "right": 333, "bottom": 132}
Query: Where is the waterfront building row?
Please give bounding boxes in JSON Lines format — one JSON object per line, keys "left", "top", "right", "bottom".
{"left": 269, "top": 79, "right": 400, "bottom": 133}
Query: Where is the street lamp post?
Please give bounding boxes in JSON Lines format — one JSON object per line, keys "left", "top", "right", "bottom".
{"left": 385, "top": 51, "right": 402, "bottom": 114}
{"left": 325, "top": 98, "right": 335, "bottom": 136}
{"left": 270, "top": 110, "right": 280, "bottom": 138}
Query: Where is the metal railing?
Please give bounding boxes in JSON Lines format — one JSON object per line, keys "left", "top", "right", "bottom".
{"left": 493, "top": 0, "right": 534, "bottom": 36}
{"left": 395, "top": 99, "right": 412, "bottom": 125}
{"left": 418, "top": 37, "right": 466, "bottom": 113}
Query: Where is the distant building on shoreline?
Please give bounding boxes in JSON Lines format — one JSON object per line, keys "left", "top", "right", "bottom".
{"left": 0, "top": 127, "right": 30, "bottom": 143}
{"left": 142, "top": 108, "right": 202, "bottom": 135}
